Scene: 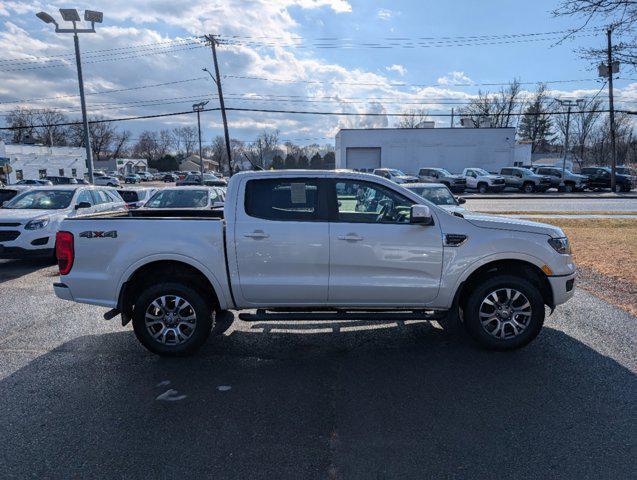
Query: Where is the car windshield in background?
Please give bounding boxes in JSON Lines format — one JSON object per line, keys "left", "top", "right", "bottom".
{"left": 118, "top": 191, "right": 140, "bottom": 203}
{"left": 145, "top": 189, "right": 209, "bottom": 208}
{"left": 407, "top": 186, "right": 457, "bottom": 206}
{"left": 3, "top": 189, "right": 75, "bottom": 209}
{"left": 388, "top": 169, "right": 406, "bottom": 176}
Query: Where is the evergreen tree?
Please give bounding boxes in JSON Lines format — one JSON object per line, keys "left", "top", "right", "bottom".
{"left": 297, "top": 155, "right": 309, "bottom": 169}
{"left": 310, "top": 152, "right": 323, "bottom": 169}
{"left": 271, "top": 154, "right": 284, "bottom": 169}
{"left": 284, "top": 154, "right": 297, "bottom": 169}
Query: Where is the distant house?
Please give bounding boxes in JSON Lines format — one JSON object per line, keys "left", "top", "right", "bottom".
{"left": 0, "top": 140, "right": 87, "bottom": 184}
{"left": 178, "top": 155, "right": 219, "bottom": 172}
{"left": 95, "top": 157, "right": 148, "bottom": 175}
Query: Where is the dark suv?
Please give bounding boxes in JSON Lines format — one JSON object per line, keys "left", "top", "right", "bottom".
{"left": 45, "top": 176, "right": 78, "bottom": 185}
{"left": 580, "top": 167, "right": 632, "bottom": 192}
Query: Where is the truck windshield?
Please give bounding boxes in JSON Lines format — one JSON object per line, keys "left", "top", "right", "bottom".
{"left": 473, "top": 168, "right": 489, "bottom": 175}
{"left": 407, "top": 186, "right": 458, "bottom": 206}
{"left": 388, "top": 169, "right": 406, "bottom": 176}
{"left": 3, "top": 189, "right": 75, "bottom": 209}
{"left": 145, "top": 189, "right": 209, "bottom": 208}
{"left": 436, "top": 169, "right": 452, "bottom": 176}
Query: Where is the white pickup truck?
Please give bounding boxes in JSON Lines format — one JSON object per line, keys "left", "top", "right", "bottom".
{"left": 53, "top": 170, "right": 576, "bottom": 356}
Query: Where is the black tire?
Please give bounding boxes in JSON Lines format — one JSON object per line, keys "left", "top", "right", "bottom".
{"left": 212, "top": 310, "right": 234, "bottom": 336}
{"left": 477, "top": 183, "right": 488, "bottom": 194}
{"left": 522, "top": 182, "right": 535, "bottom": 194}
{"left": 132, "top": 281, "right": 213, "bottom": 356}
{"left": 107, "top": 183, "right": 115, "bottom": 187}
{"left": 463, "top": 274, "right": 545, "bottom": 350}
{"left": 562, "top": 183, "right": 574, "bottom": 193}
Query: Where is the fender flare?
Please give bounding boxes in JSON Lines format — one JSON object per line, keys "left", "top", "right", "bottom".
{"left": 116, "top": 253, "right": 231, "bottom": 310}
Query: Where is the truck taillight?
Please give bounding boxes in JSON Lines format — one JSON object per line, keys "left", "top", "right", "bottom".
{"left": 55, "top": 231, "right": 74, "bottom": 275}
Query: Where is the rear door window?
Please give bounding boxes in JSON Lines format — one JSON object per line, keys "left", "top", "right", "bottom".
{"left": 245, "top": 179, "right": 324, "bottom": 221}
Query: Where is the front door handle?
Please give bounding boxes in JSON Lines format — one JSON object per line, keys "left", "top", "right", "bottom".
{"left": 244, "top": 230, "right": 270, "bottom": 240}
{"left": 337, "top": 234, "right": 363, "bottom": 242}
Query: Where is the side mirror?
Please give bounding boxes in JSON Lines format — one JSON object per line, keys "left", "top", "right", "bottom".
{"left": 457, "top": 197, "right": 466, "bottom": 204}
{"left": 75, "top": 201, "right": 91, "bottom": 210}
{"left": 410, "top": 204, "right": 433, "bottom": 225}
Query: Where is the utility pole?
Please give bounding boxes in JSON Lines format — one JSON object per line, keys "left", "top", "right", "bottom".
{"left": 556, "top": 99, "right": 584, "bottom": 177}
{"left": 450, "top": 108, "right": 455, "bottom": 128}
{"left": 606, "top": 27, "right": 618, "bottom": 192}
{"left": 204, "top": 35, "right": 233, "bottom": 175}
{"left": 36, "top": 8, "right": 104, "bottom": 184}
{"left": 193, "top": 101, "right": 209, "bottom": 185}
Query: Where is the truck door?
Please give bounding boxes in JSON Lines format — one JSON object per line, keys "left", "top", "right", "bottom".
{"left": 327, "top": 179, "right": 443, "bottom": 306}
{"left": 233, "top": 178, "right": 330, "bottom": 305}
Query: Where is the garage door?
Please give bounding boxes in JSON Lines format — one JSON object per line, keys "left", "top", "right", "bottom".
{"left": 346, "top": 147, "right": 381, "bottom": 171}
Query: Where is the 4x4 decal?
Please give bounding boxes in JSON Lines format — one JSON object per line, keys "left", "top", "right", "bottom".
{"left": 79, "top": 230, "right": 118, "bottom": 239}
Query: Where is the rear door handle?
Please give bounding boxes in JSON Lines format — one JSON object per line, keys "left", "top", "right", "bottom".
{"left": 244, "top": 230, "right": 270, "bottom": 240}
{"left": 337, "top": 234, "right": 363, "bottom": 242}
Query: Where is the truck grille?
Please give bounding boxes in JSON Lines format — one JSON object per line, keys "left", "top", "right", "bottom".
{"left": 453, "top": 179, "right": 466, "bottom": 184}
{"left": 0, "top": 231, "right": 20, "bottom": 242}
{"left": 0, "top": 222, "right": 21, "bottom": 227}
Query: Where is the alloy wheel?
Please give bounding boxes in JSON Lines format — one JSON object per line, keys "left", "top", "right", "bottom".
{"left": 145, "top": 295, "right": 197, "bottom": 345}
{"left": 479, "top": 288, "right": 532, "bottom": 340}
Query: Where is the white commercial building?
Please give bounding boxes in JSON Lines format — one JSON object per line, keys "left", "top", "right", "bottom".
{"left": 335, "top": 127, "right": 528, "bottom": 174}
{"left": 0, "top": 141, "right": 87, "bottom": 184}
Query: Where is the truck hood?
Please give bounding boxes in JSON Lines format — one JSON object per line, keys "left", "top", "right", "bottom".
{"left": 0, "top": 208, "right": 66, "bottom": 223}
{"left": 481, "top": 174, "right": 504, "bottom": 180}
{"left": 462, "top": 211, "right": 564, "bottom": 238}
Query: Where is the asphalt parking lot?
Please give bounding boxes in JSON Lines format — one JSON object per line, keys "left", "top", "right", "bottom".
{"left": 0, "top": 260, "right": 635, "bottom": 479}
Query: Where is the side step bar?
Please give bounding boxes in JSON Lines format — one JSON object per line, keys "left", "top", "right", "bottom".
{"left": 238, "top": 309, "right": 447, "bottom": 322}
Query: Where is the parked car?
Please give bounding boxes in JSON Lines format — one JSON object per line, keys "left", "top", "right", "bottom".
{"left": 137, "top": 172, "right": 153, "bottom": 182}
{"left": 372, "top": 168, "right": 419, "bottom": 184}
{"left": 417, "top": 168, "right": 467, "bottom": 193}
{"left": 54, "top": 170, "right": 576, "bottom": 356}
{"left": 530, "top": 166, "right": 588, "bottom": 192}
{"left": 0, "top": 186, "right": 126, "bottom": 259}
{"left": 117, "top": 187, "right": 157, "bottom": 209}
{"left": 0, "top": 186, "right": 32, "bottom": 205}
{"left": 460, "top": 168, "right": 506, "bottom": 193}
{"left": 403, "top": 182, "right": 467, "bottom": 215}
{"left": 16, "top": 179, "right": 54, "bottom": 186}
{"left": 499, "top": 167, "right": 552, "bottom": 193}
{"left": 124, "top": 174, "right": 142, "bottom": 184}
{"left": 45, "top": 176, "right": 78, "bottom": 185}
{"left": 176, "top": 173, "right": 227, "bottom": 187}
{"left": 162, "top": 173, "right": 178, "bottom": 183}
{"left": 142, "top": 186, "right": 225, "bottom": 210}
{"left": 74, "top": 178, "right": 90, "bottom": 185}
{"left": 93, "top": 175, "right": 121, "bottom": 187}
{"left": 580, "top": 166, "right": 633, "bottom": 192}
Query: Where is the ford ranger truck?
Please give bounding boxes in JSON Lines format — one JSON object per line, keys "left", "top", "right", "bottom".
{"left": 53, "top": 170, "right": 576, "bottom": 356}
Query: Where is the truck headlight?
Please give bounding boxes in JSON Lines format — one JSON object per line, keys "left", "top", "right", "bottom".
{"left": 25, "top": 216, "right": 50, "bottom": 230}
{"left": 548, "top": 237, "right": 570, "bottom": 254}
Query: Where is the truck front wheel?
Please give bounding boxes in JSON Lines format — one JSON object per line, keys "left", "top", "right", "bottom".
{"left": 463, "top": 274, "right": 545, "bottom": 350}
{"left": 522, "top": 182, "right": 535, "bottom": 193}
{"left": 477, "top": 182, "right": 488, "bottom": 194}
{"left": 132, "top": 282, "right": 213, "bottom": 356}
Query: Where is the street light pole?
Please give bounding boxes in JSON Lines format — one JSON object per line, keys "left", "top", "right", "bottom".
{"left": 193, "top": 101, "right": 209, "bottom": 185}
{"left": 556, "top": 98, "right": 584, "bottom": 177}
{"left": 73, "top": 32, "right": 93, "bottom": 184}
{"left": 36, "top": 8, "right": 103, "bottom": 184}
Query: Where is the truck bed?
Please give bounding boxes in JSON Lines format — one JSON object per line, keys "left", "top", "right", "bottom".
{"left": 72, "top": 209, "right": 224, "bottom": 220}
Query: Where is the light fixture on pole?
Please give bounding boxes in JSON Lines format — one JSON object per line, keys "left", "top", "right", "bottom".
{"left": 555, "top": 98, "right": 585, "bottom": 177}
{"left": 35, "top": 8, "right": 103, "bottom": 184}
{"left": 193, "top": 100, "right": 209, "bottom": 184}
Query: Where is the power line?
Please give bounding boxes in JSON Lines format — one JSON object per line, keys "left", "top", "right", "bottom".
{"left": 2, "top": 105, "right": 634, "bottom": 131}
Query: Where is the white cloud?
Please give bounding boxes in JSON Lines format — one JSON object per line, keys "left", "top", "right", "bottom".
{"left": 386, "top": 64, "right": 406, "bottom": 76}
{"left": 376, "top": 8, "right": 396, "bottom": 21}
{"left": 437, "top": 71, "right": 473, "bottom": 85}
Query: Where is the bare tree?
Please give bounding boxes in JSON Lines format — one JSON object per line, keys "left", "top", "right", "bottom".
{"left": 554, "top": 0, "right": 637, "bottom": 68}
{"left": 571, "top": 98, "right": 604, "bottom": 168}
{"left": 517, "top": 83, "right": 556, "bottom": 153}
{"left": 110, "top": 130, "right": 131, "bottom": 159}
{"left": 396, "top": 108, "right": 430, "bottom": 128}
{"left": 6, "top": 108, "right": 70, "bottom": 145}
{"left": 132, "top": 131, "right": 160, "bottom": 162}
{"left": 172, "top": 126, "right": 197, "bottom": 157}
{"left": 210, "top": 135, "right": 244, "bottom": 173}
{"left": 460, "top": 79, "right": 522, "bottom": 127}
{"left": 157, "top": 129, "right": 175, "bottom": 158}
{"left": 246, "top": 130, "right": 280, "bottom": 168}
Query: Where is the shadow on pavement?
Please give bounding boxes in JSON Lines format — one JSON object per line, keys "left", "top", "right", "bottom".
{"left": 0, "top": 258, "right": 55, "bottom": 284}
{"left": 0, "top": 322, "right": 634, "bottom": 479}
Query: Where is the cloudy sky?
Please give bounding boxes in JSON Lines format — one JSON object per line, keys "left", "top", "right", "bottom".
{"left": 0, "top": 0, "right": 635, "bottom": 147}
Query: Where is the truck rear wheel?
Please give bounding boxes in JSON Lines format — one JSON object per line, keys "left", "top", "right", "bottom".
{"left": 132, "top": 282, "right": 213, "bottom": 356}
{"left": 477, "top": 182, "right": 488, "bottom": 194}
{"left": 522, "top": 182, "right": 535, "bottom": 193}
{"left": 463, "top": 274, "right": 545, "bottom": 350}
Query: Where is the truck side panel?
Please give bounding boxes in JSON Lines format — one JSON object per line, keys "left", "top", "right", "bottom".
{"left": 59, "top": 218, "right": 232, "bottom": 309}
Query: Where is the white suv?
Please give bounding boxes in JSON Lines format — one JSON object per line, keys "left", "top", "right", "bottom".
{"left": 0, "top": 186, "right": 126, "bottom": 259}
{"left": 94, "top": 175, "right": 121, "bottom": 187}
